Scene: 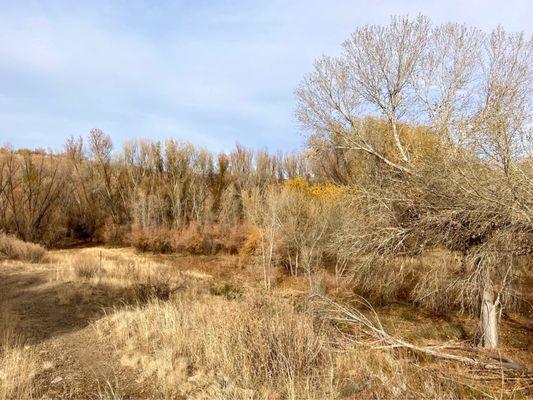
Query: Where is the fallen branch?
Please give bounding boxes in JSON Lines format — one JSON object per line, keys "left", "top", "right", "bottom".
{"left": 314, "top": 295, "right": 530, "bottom": 373}
{"left": 432, "top": 344, "right": 526, "bottom": 370}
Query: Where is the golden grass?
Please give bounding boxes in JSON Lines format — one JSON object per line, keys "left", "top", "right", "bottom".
{"left": 0, "top": 303, "right": 38, "bottom": 400}
{"left": 70, "top": 252, "right": 100, "bottom": 280}
{"left": 54, "top": 248, "right": 184, "bottom": 286}
{"left": 94, "top": 288, "right": 516, "bottom": 399}
{"left": 41, "top": 247, "right": 532, "bottom": 399}
{"left": 0, "top": 233, "right": 47, "bottom": 263}
{"left": 96, "top": 293, "right": 337, "bottom": 399}
{"left": 0, "top": 336, "right": 38, "bottom": 400}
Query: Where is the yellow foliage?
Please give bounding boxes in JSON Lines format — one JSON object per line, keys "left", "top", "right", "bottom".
{"left": 284, "top": 176, "right": 309, "bottom": 192}
{"left": 399, "top": 124, "right": 443, "bottom": 163}
{"left": 356, "top": 116, "right": 443, "bottom": 165}
{"left": 284, "top": 177, "right": 345, "bottom": 204}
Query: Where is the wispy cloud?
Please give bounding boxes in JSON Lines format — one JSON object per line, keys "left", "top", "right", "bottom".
{"left": 1, "top": 0, "right": 531, "bottom": 151}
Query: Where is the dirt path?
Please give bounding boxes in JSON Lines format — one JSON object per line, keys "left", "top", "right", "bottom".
{"left": 0, "top": 261, "right": 154, "bottom": 399}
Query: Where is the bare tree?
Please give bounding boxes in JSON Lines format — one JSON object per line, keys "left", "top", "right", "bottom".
{"left": 297, "top": 16, "right": 533, "bottom": 349}
{"left": 1, "top": 149, "right": 66, "bottom": 242}
{"left": 244, "top": 187, "right": 280, "bottom": 290}
{"left": 343, "top": 15, "right": 431, "bottom": 164}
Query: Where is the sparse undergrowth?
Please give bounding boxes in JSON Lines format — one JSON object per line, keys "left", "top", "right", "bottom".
{"left": 97, "top": 294, "right": 335, "bottom": 399}
{"left": 96, "top": 292, "right": 531, "bottom": 400}
{"left": 90, "top": 257, "right": 531, "bottom": 400}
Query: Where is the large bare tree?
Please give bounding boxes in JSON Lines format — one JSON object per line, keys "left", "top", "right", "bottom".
{"left": 296, "top": 16, "right": 533, "bottom": 349}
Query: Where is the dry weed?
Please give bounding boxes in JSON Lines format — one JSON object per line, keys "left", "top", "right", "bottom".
{"left": 70, "top": 252, "right": 100, "bottom": 280}
{"left": 0, "top": 233, "right": 47, "bottom": 263}
{"left": 96, "top": 293, "right": 336, "bottom": 399}
{"left": 0, "top": 336, "right": 38, "bottom": 400}
{"left": 0, "top": 303, "right": 38, "bottom": 400}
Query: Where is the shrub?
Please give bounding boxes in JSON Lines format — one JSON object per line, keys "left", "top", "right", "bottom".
{"left": 209, "top": 281, "right": 243, "bottom": 300}
{"left": 0, "top": 233, "right": 47, "bottom": 263}
{"left": 97, "top": 294, "right": 335, "bottom": 399}
{"left": 240, "top": 225, "right": 260, "bottom": 256}
{"left": 129, "top": 223, "right": 249, "bottom": 256}
{"left": 98, "top": 218, "right": 130, "bottom": 245}
{"left": 131, "top": 273, "right": 177, "bottom": 302}
{"left": 70, "top": 252, "right": 100, "bottom": 280}
{"left": 129, "top": 225, "right": 174, "bottom": 253}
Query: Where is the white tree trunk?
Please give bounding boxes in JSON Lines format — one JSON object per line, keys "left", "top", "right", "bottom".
{"left": 481, "top": 283, "right": 498, "bottom": 349}
{"left": 391, "top": 119, "right": 409, "bottom": 163}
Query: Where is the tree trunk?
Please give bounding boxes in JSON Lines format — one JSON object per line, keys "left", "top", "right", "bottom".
{"left": 481, "top": 282, "right": 498, "bottom": 349}
{"left": 391, "top": 119, "right": 409, "bottom": 163}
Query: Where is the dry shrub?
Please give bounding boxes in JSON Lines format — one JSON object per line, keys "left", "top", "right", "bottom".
{"left": 173, "top": 223, "right": 247, "bottom": 255}
{"left": 0, "top": 233, "right": 47, "bottom": 263}
{"left": 129, "top": 270, "right": 184, "bottom": 303}
{"left": 131, "top": 281, "right": 174, "bottom": 303}
{"left": 70, "top": 252, "right": 100, "bottom": 280}
{"left": 208, "top": 281, "right": 243, "bottom": 300}
{"left": 240, "top": 225, "right": 260, "bottom": 256}
{"left": 172, "top": 223, "right": 211, "bottom": 254}
{"left": 129, "top": 223, "right": 249, "bottom": 256}
{"left": 129, "top": 225, "right": 174, "bottom": 253}
{"left": 98, "top": 218, "right": 130, "bottom": 246}
{"left": 97, "top": 294, "right": 336, "bottom": 399}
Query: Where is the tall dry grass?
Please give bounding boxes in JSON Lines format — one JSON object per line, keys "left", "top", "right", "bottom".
{"left": 96, "top": 293, "right": 336, "bottom": 399}
{"left": 0, "top": 303, "right": 38, "bottom": 400}
{"left": 42, "top": 247, "right": 528, "bottom": 399}
{"left": 0, "top": 233, "right": 47, "bottom": 263}
{"left": 0, "top": 335, "right": 38, "bottom": 400}
{"left": 57, "top": 249, "right": 187, "bottom": 288}
{"left": 95, "top": 290, "right": 505, "bottom": 399}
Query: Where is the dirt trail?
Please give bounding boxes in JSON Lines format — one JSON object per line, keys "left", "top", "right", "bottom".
{"left": 0, "top": 260, "right": 153, "bottom": 399}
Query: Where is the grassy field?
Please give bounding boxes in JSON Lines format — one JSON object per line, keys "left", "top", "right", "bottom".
{"left": 0, "top": 244, "right": 531, "bottom": 399}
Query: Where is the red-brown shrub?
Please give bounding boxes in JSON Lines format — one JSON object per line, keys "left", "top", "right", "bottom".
{"left": 129, "top": 225, "right": 174, "bottom": 253}
{"left": 97, "top": 218, "right": 130, "bottom": 245}
{"left": 129, "top": 223, "right": 251, "bottom": 255}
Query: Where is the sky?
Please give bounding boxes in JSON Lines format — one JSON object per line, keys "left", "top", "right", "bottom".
{"left": 1, "top": 0, "right": 532, "bottom": 153}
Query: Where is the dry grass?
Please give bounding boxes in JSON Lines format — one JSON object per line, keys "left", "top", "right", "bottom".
{"left": 93, "top": 281, "right": 526, "bottom": 399}
{"left": 53, "top": 248, "right": 193, "bottom": 305}
{"left": 0, "top": 303, "right": 38, "bottom": 400}
{"left": 70, "top": 252, "right": 100, "bottom": 280}
{"left": 0, "top": 335, "right": 38, "bottom": 400}
{"left": 17, "top": 246, "right": 527, "bottom": 399}
{"left": 0, "top": 233, "right": 47, "bottom": 263}
{"left": 96, "top": 293, "right": 337, "bottom": 399}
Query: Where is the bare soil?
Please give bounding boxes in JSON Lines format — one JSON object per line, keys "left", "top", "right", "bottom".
{"left": 0, "top": 259, "right": 153, "bottom": 399}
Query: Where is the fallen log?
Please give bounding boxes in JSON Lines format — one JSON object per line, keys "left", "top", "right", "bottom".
{"left": 314, "top": 295, "right": 530, "bottom": 374}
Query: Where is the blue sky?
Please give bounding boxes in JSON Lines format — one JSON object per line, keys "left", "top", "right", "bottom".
{"left": 1, "top": 0, "right": 531, "bottom": 152}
